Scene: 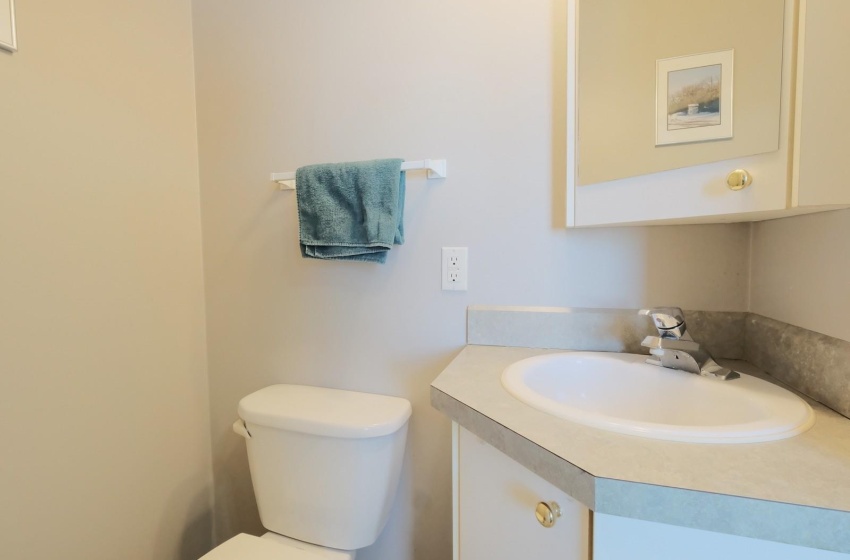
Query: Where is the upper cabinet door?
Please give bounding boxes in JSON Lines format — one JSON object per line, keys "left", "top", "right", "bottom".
{"left": 792, "top": 0, "right": 850, "bottom": 209}
{"left": 566, "top": 0, "right": 850, "bottom": 227}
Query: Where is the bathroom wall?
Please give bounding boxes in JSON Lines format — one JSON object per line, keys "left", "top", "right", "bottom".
{"left": 0, "top": 1, "right": 841, "bottom": 559}
{"left": 191, "top": 1, "right": 750, "bottom": 558}
{"left": 750, "top": 209, "right": 850, "bottom": 342}
{"left": 0, "top": 2, "right": 212, "bottom": 559}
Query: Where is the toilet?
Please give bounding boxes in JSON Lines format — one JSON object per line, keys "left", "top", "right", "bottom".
{"left": 201, "top": 384, "right": 412, "bottom": 559}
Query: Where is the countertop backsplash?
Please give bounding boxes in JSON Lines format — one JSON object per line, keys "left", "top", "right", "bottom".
{"left": 745, "top": 313, "right": 850, "bottom": 419}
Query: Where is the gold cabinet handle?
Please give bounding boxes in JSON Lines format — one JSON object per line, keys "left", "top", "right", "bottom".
{"left": 726, "top": 169, "right": 753, "bottom": 191}
{"left": 535, "top": 501, "right": 561, "bottom": 528}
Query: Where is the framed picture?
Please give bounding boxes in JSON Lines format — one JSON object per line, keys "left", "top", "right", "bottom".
{"left": 1, "top": 0, "right": 16, "bottom": 52}
{"left": 656, "top": 50, "right": 734, "bottom": 146}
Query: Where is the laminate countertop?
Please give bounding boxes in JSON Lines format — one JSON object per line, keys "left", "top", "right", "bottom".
{"left": 431, "top": 345, "right": 850, "bottom": 554}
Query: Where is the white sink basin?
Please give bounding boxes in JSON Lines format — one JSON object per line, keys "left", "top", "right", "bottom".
{"left": 501, "top": 352, "right": 815, "bottom": 444}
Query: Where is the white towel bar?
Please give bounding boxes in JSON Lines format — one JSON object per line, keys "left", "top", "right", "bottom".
{"left": 270, "top": 159, "right": 447, "bottom": 191}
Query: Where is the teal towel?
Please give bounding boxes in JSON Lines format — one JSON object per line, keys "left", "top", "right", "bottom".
{"left": 296, "top": 159, "right": 405, "bottom": 263}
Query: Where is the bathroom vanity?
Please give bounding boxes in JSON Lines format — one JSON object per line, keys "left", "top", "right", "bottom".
{"left": 432, "top": 308, "right": 850, "bottom": 559}
{"left": 566, "top": 0, "right": 850, "bottom": 226}
{"left": 456, "top": 425, "right": 848, "bottom": 560}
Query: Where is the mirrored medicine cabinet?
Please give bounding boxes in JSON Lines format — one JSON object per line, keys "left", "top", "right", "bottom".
{"left": 566, "top": 0, "right": 850, "bottom": 227}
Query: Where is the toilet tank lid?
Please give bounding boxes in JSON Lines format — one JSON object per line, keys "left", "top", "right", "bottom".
{"left": 238, "top": 384, "right": 412, "bottom": 439}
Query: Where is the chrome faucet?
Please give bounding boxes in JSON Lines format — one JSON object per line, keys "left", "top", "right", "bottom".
{"left": 639, "top": 307, "right": 740, "bottom": 380}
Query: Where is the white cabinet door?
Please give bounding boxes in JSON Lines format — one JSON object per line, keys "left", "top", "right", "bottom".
{"left": 594, "top": 513, "right": 850, "bottom": 560}
{"left": 456, "top": 425, "right": 589, "bottom": 560}
{"left": 792, "top": 0, "right": 850, "bottom": 209}
{"left": 566, "top": 0, "right": 795, "bottom": 227}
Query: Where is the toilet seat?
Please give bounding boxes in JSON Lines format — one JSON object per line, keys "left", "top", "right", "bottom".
{"left": 199, "top": 533, "right": 331, "bottom": 560}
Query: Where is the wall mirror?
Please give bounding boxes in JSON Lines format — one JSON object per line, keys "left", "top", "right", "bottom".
{"left": 575, "top": 0, "right": 786, "bottom": 186}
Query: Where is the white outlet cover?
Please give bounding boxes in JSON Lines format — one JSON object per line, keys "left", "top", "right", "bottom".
{"left": 442, "top": 247, "right": 468, "bottom": 291}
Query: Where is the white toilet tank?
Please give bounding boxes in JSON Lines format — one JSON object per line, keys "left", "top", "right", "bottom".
{"left": 234, "top": 385, "right": 412, "bottom": 551}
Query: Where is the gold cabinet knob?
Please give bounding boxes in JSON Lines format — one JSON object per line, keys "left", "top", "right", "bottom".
{"left": 726, "top": 169, "right": 753, "bottom": 191}
{"left": 535, "top": 501, "right": 561, "bottom": 528}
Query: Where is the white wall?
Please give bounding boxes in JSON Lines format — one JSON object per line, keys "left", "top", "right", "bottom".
{"left": 750, "top": 209, "right": 850, "bottom": 342}
{"left": 191, "top": 1, "right": 750, "bottom": 558}
{"left": 0, "top": 2, "right": 212, "bottom": 559}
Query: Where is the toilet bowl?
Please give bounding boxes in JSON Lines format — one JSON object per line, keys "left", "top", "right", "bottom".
{"left": 199, "top": 384, "right": 412, "bottom": 559}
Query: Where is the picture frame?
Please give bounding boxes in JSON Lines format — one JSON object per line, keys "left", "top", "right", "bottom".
{"left": 1, "top": 0, "right": 17, "bottom": 53}
{"left": 656, "top": 50, "right": 734, "bottom": 146}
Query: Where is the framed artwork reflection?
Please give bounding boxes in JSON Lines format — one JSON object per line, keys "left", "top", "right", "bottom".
{"left": 656, "top": 50, "right": 734, "bottom": 146}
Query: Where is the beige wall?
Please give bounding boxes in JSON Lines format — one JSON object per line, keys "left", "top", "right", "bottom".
{"left": 0, "top": 2, "right": 213, "bottom": 559}
{"left": 191, "top": 1, "right": 750, "bottom": 559}
{"left": 751, "top": 209, "right": 850, "bottom": 342}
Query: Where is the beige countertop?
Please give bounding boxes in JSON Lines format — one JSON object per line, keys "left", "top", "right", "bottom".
{"left": 431, "top": 345, "right": 850, "bottom": 553}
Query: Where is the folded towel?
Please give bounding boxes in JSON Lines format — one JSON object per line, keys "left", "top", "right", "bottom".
{"left": 296, "top": 159, "right": 405, "bottom": 263}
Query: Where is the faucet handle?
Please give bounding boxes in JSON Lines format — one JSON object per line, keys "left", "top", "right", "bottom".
{"left": 639, "top": 307, "right": 688, "bottom": 339}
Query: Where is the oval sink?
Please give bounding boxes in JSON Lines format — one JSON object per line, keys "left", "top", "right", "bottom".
{"left": 501, "top": 352, "right": 814, "bottom": 444}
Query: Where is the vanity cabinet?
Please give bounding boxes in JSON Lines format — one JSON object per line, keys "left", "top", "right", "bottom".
{"left": 454, "top": 425, "right": 589, "bottom": 560}
{"left": 453, "top": 423, "right": 849, "bottom": 560}
{"left": 593, "top": 514, "right": 849, "bottom": 560}
{"left": 566, "top": 0, "right": 850, "bottom": 227}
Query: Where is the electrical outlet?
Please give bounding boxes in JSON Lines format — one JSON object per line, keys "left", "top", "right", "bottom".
{"left": 442, "top": 247, "right": 468, "bottom": 291}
